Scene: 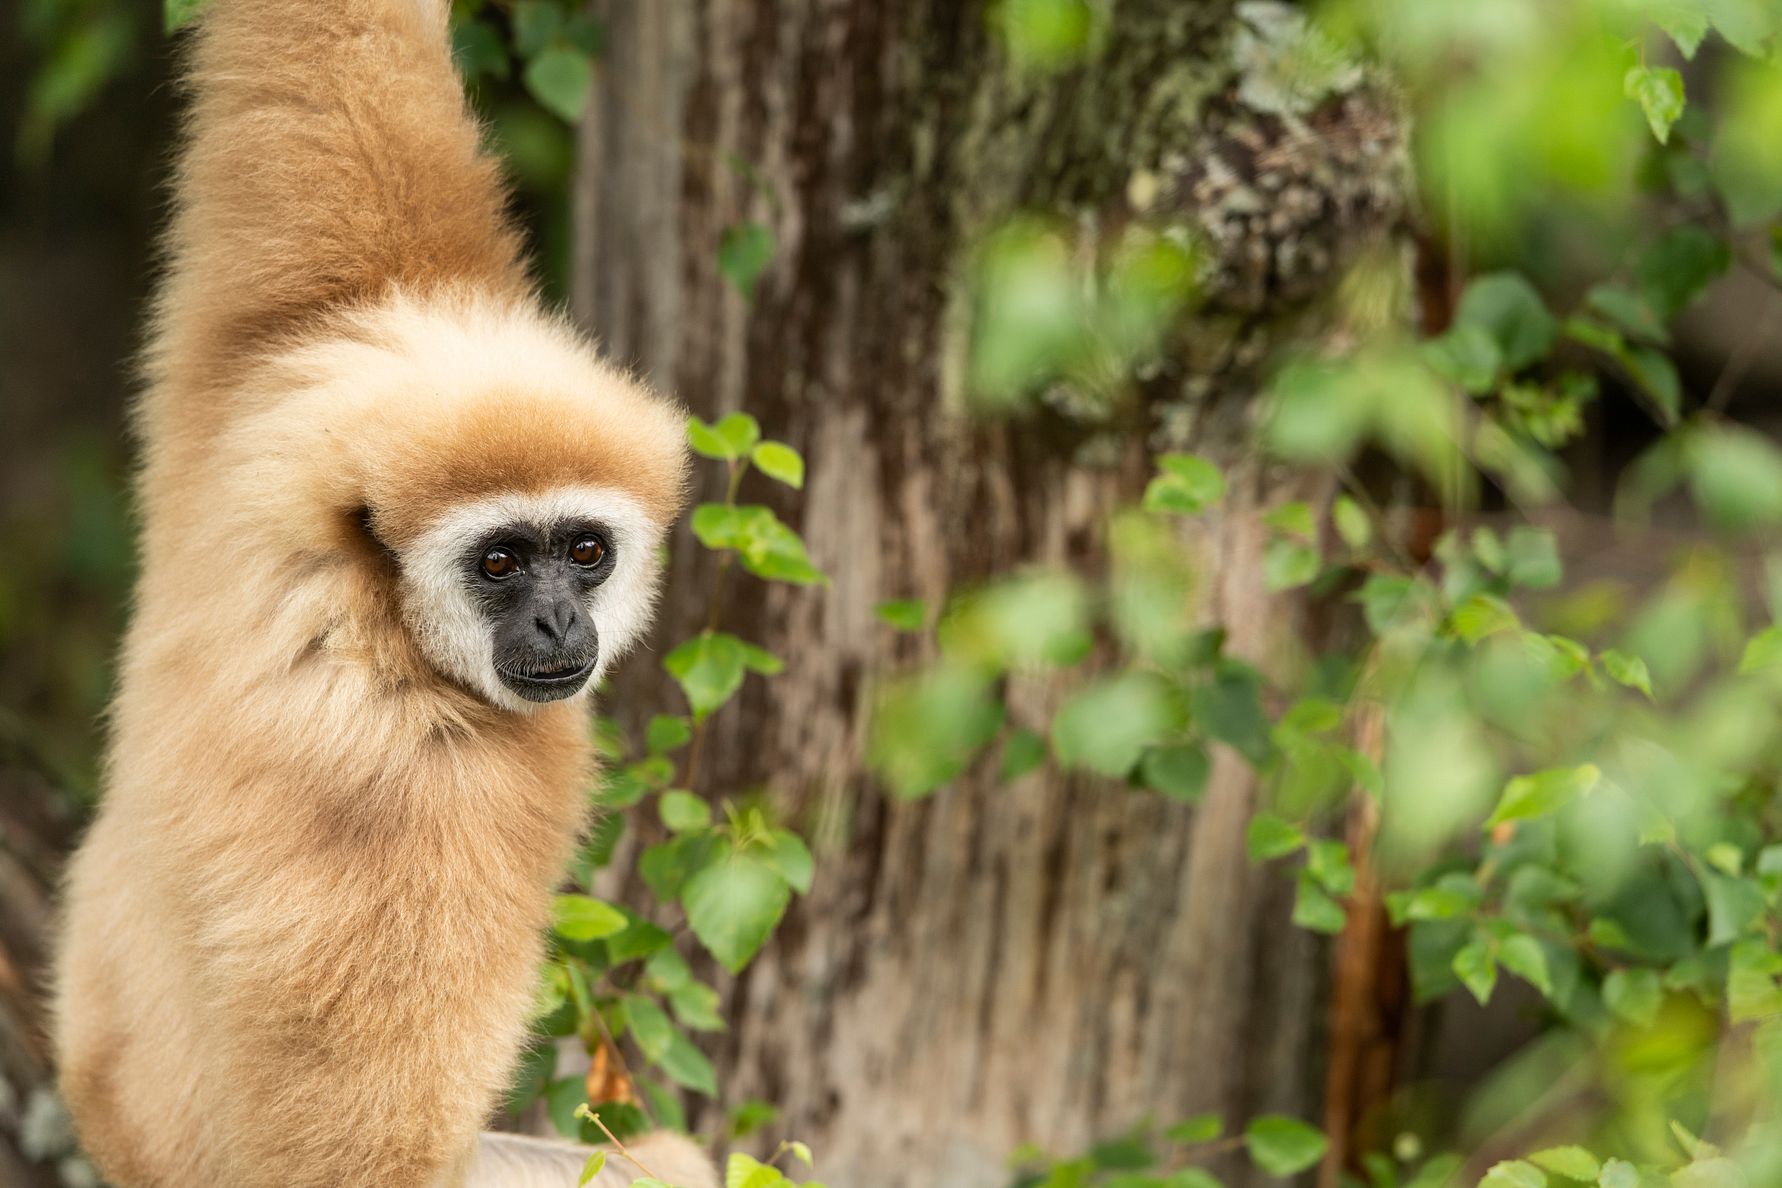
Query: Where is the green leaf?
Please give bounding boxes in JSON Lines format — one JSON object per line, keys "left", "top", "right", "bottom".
{"left": 737, "top": 640, "right": 784, "bottom": 675}
{"left": 1586, "top": 284, "right": 1666, "bottom": 345}
{"left": 165, "top": 0, "right": 209, "bottom": 32}
{"left": 577, "top": 1151, "right": 606, "bottom": 1186}
{"left": 1626, "top": 65, "right": 1686, "bottom": 144}
{"left": 1455, "top": 273, "right": 1558, "bottom": 371}
{"left": 876, "top": 599, "right": 927, "bottom": 631}
{"left": 734, "top": 509, "right": 825, "bottom": 585}
{"left": 1293, "top": 874, "right": 1348, "bottom": 934}
{"left": 682, "top": 848, "right": 792, "bottom": 973}
{"left": 1528, "top": 1147, "right": 1598, "bottom": 1182}
{"left": 719, "top": 222, "right": 775, "bottom": 301}
{"left": 726, "top": 1152, "right": 788, "bottom": 1188}
{"left": 665, "top": 631, "right": 748, "bottom": 722}
{"left": 647, "top": 715, "right": 693, "bottom": 754}
{"left": 713, "top": 412, "right": 762, "bottom": 455}
{"left": 545, "top": 1076, "right": 594, "bottom": 1139}
{"left": 1599, "top": 1159, "right": 1639, "bottom": 1188}
{"left": 1603, "top": 967, "right": 1662, "bottom": 1028}
{"left": 1165, "top": 1114, "right": 1224, "bottom": 1144}
{"left": 1638, "top": 226, "right": 1731, "bottom": 320}
{"left": 1143, "top": 454, "right": 1225, "bottom": 515}
{"left": 1621, "top": 344, "right": 1682, "bottom": 423}
{"left": 1727, "top": 939, "right": 1782, "bottom": 1021}
{"left": 659, "top": 790, "right": 712, "bottom": 833}
{"left": 523, "top": 47, "right": 593, "bottom": 123}
{"left": 551, "top": 894, "right": 629, "bottom": 942}
{"left": 1243, "top": 1115, "right": 1328, "bottom": 1177}
{"left": 869, "top": 665, "right": 1004, "bottom": 798}
{"left": 1001, "top": 727, "right": 1048, "bottom": 780}
{"left": 661, "top": 1028, "right": 718, "bottom": 1095}
{"left": 452, "top": 20, "right": 511, "bottom": 80}
{"left": 628, "top": 997, "right": 714, "bottom": 1093}
{"left": 1423, "top": 322, "right": 1503, "bottom": 393}
{"left": 1264, "top": 539, "right": 1321, "bottom": 592}
{"left": 1485, "top": 764, "right": 1600, "bottom": 828}
{"left": 1453, "top": 937, "right": 1498, "bottom": 1005}
{"left": 1247, "top": 813, "right": 1306, "bottom": 862}
{"left": 760, "top": 828, "right": 814, "bottom": 894}
{"left": 1192, "top": 663, "right": 1274, "bottom": 766}
{"left": 1050, "top": 673, "right": 1181, "bottom": 778}
{"left": 1449, "top": 593, "right": 1519, "bottom": 644}
{"left": 1658, "top": 9, "right": 1711, "bottom": 56}
{"left": 669, "top": 980, "right": 725, "bottom": 1031}
{"left": 1263, "top": 501, "right": 1316, "bottom": 541}
{"left": 689, "top": 417, "right": 741, "bottom": 461}
{"left": 1499, "top": 934, "right": 1553, "bottom": 998}
{"left": 1740, "top": 625, "right": 1782, "bottom": 675}
{"left": 1479, "top": 1161, "right": 1545, "bottom": 1188}
{"left": 1690, "top": 425, "right": 1782, "bottom": 530}
{"left": 1385, "top": 879, "right": 1483, "bottom": 924}
{"left": 751, "top": 441, "right": 805, "bottom": 489}
{"left": 645, "top": 946, "right": 692, "bottom": 990}
{"left": 640, "top": 833, "right": 721, "bottom": 902}
{"left": 691, "top": 503, "right": 748, "bottom": 549}
{"left": 1140, "top": 743, "right": 1210, "bottom": 803}
{"left": 727, "top": 1100, "right": 780, "bottom": 1140}
{"left": 1333, "top": 496, "right": 1372, "bottom": 549}
{"left": 995, "top": 0, "right": 1097, "bottom": 70}
{"left": 1505, "top": 526, "right": 1562, "bottom": 589}
{"left": 1599, "top": 650, "right": 1654, "bottom": 699}
{"left": 1704, "top": 871, "right": 1766, "bottom": 945}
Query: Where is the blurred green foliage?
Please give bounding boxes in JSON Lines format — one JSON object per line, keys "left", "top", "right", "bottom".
{"left": 899, "top": 1, "right": 1782, "bottom": 1186}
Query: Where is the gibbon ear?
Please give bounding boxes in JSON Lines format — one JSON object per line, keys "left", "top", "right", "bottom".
{"left": 347, "top": 504, "right": 401, "bottom": 568}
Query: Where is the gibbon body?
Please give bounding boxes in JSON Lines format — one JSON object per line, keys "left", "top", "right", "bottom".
{"left": 51, "top": 1, "right": 708, "bottom": 1185}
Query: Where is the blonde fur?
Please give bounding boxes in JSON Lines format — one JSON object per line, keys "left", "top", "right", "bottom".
{"left": 51, "top": 0, "right": 704, "bottom": 1185}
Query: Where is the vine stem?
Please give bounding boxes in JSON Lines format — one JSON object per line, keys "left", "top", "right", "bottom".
{"left": 588, "top": 1111, "right": 663, "bottom": 1182}
{"left": 683, "top": 456, "right": 749, "bottom": 793}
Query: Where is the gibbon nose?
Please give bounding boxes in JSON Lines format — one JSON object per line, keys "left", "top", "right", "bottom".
{"left": 534, "top": 600, "right": 579, "bottom": 644}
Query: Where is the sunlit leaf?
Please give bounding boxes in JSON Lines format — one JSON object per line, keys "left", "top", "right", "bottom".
{"left": 552, "top": 894, "right": 629, "bottom": 942}
{"left": 1051, "top": 673, "right": 1182, "bottom": 777}
{"left": 683, "top": 847, "right": 792, "bottom": 973}
{"left": 1243, "top": 1116, "right": 1327, "bottom": 1176}
{"left": 1143, "top": 454, "right": 1226, "bottom": 515}
{"left": 751, "top": 441, "right": 805, "bottom": 488}
{"left": 1625, "top": 65, "right": 1685, "bottom": 144}
{"left": 1485, "top": 764, "right": 1599, "bottom": 827}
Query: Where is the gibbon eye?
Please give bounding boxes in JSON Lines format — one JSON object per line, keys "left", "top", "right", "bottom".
{"left": 569, "top": 535, "right": 606, "bottom": 567}
{"left": 480, "top": 547, "right": 520, "bottom": 579}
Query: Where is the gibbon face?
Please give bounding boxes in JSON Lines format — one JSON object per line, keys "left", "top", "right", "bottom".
{"left": 398, "top": 485, "right": 665, "bottom": 713}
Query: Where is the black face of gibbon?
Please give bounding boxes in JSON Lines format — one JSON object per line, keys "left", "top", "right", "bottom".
{"left": 467, "top": 521, "right": 615, "bottom": 702}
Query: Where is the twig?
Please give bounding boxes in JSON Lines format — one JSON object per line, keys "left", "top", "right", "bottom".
{"left": 581, "top": 1110, "right": 663, "bottom": 1182}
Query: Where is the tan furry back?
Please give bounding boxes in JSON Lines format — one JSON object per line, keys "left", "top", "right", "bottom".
{"left": 51, "top": 1, "right": 701, "bottom": 1186}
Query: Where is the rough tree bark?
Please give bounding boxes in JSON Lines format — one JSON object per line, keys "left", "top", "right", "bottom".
{"left": 573, "top": 3, "right": 1406, "bottom": 1185}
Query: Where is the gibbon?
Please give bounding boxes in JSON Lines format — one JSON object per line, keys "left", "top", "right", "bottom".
{"left": 50, "top": 0, "right": 714, "bottom": 1185}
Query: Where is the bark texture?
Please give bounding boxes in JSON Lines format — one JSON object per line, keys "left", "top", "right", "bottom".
{"left": 573, "top": 3, "right": 1406, "bottom": 1184}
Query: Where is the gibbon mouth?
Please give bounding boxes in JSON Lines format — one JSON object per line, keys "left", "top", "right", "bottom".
{"left": 495, "top": 658, "right": 597, "bottom": 702}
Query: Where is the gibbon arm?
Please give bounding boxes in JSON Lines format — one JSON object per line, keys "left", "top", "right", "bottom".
{"left": 150, "top": 0, "right": 527, "bottom": 432}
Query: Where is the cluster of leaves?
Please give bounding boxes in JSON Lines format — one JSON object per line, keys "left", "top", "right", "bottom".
{"left": 1008, "top": 1114, "right": 1333, "bottom": 1188}
{"left": 572, "top": 1103, "right": 822, "bottom": 1188}
{"left": 879, "top": 3, "right": 1782, "bottom": 1186}
{"left": 505, "top": 415, "right": 820, "bottom": 1169}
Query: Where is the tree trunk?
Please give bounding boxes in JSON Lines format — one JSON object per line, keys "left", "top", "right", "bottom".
{"left": 572, "top": 3, "right": 1406, "bottom": 1184}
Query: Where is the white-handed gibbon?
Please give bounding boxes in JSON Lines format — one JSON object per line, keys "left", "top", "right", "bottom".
{"left": 50, "top": 1, "right": 715, "bottom": 1185}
